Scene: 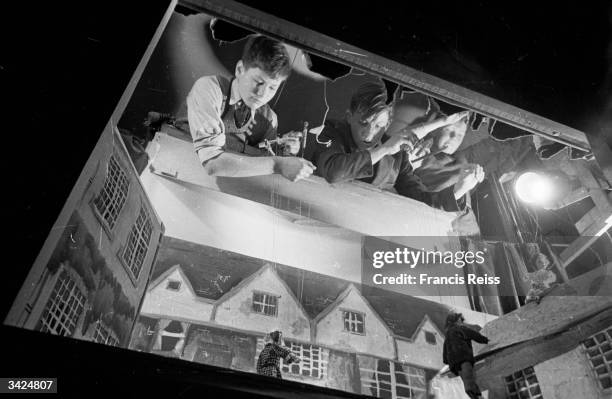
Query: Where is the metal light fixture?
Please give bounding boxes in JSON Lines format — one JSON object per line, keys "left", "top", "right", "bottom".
{"left": 513, "top": 170, "right": 576, "bottom": 209}
{"left": 514, "top": 171, "right": 556, "bottom": 205}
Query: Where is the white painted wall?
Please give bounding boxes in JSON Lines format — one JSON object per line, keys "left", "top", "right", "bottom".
{"left": 396, "top": 318, "right": 445, "bottom": 370}
{"left": 213, "top": 267, "right": 311, "bottom": 342}
{"left": 430, "top": 375, "right": 473, "bottom": 399}
{"left": 535, "top": 347, "right": 607, "bottom": 399}
{"left": 139, "top": 170, "right": 365, "bottom": 283}
{"left": 146, "top": 132, "right": 457, "bottom": 239}
{"left": 140, "top": 268, "right": 214, "bottom": 322}
{"left": 315, "top": 287, "right": 395, "bottom": 359}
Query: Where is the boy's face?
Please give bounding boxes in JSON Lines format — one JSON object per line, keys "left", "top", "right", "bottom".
{"left": 347, "top": 109, "right": 390, "bottom": 150}
{"left": 433, "top": 120, "right": 467, "bottom": 154}
{"left": 235, "top": 60, "right": 286, "bottom": 109}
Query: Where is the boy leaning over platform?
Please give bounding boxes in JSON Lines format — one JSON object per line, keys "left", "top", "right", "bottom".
{"left": 185, "top": 35, "right": 315, "bottom": 181}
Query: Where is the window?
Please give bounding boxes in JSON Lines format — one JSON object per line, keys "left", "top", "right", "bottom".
{"left": 504, "top": 366, "right": 543, "bottom": 399}
{"left": 343, "top": 310, "right": 365, "bottom": 334}
{"left": 252, "top": 292, "right": 278, "bottom": 316}
{"left": 38, "top": 270, "right": 87, "bottom": 337}
{"left": 358, "top": 355, "right": 427, "bottom": 399}
{"left": 166, "top": 280, "right": 181, "bottom": 291}
{"left": 424, "top": 331, "right": 436, "bottom": 345}
{"left": 393, "top": 362, "right": 427, "bottom": 399}
{"left": 93, "top": 320, "right": 119, "bottom": 346}
{"left": 93, "top": 155, "right": 129, "bottom": 231}
{"left": 159, "top": 320, "right": 185, "bottom": 352}
{"left": 122, "top": 206, "right": 153, "bottom": 282}
{"left": 583, "top": 328, "right": 612, "bottom": 389}
{"left": 281, "top": 340, "right": 328, "bottom": 379}
{"left": 359, "top": 355, "right": 392, "bottom": 398}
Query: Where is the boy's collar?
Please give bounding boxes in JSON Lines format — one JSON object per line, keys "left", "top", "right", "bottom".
{"left": 229, "top": 78, "right": 242, "bottom": 106}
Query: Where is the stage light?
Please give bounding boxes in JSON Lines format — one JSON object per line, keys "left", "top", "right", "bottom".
{"left": 514, "top": 171, "right": 556, "bottom": 205}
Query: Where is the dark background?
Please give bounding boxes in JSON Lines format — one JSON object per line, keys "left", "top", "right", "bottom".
{"left": 2, "top": 0, "right": 611, "bottom": 394}
{"left": 233, "top": 0, "right": 612, "bottom": 133}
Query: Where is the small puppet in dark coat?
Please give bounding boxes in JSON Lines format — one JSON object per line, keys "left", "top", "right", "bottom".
{"left": 442, "top": 312, "right": 490, "bottom": 399}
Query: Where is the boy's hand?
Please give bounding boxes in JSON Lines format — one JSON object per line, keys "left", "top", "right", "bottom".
{"left": 383, "top": 134, "right": 416, "bottom": 155}
{"left": 274, "top": 157, "right": 315, "bottom": 182}
{"left": 408, "top": 138, "right": 433, "bottom": 169}
{"left": 280, "top": 131, "right": 303, "bottom": 155}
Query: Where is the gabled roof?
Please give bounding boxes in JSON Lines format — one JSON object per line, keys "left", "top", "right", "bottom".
{"left": 313, "top": 283, "right": 396, "bottom": 338}
{"left": 151, "top": 236, "right": 456, "bottom": 340}
{"left": 407, "top": 314, "right": 446, "bottom": 342}
{"left": 148, "top": 264, "right": 201, "bottom": 299}
{"left": 365, "top": 292, "right": 451, "bottom": 340}
{"left": 151, "top": 237, "right": 264, "bottom": 300}
{"left": 211, "top": 263, "right": 311, "bottom": 323}
{"left": 275, "top": 266, "right": 350, "bottom": 319}
{"left": 212, "top": 263, "right": 273, "bottom": 307}
{"left": 312, "top": 283, "right": 354, "bottom": 324}
{"left": 276, "top": 266, "right": 454, "bottom": 338}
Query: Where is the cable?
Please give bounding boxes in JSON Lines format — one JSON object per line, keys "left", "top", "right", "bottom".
{"left": 268, "top": 46, "right": 301, "bottom": 267}
{"left": 474, "top": 190, "right": 481, "bottom": 225}
{"left": 320, "top": 79, "right": 330, "bottom": 129}
{"left": 305, "top": 79, "right": 332, "bottom": 148}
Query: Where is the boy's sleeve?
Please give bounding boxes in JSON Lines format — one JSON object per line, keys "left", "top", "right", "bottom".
{"left": 271, "top": 344, "right": 292, "bottom": 360}
{"left": 310, "top": 132, "right": 373, "bottom": 183}
{"left": 186, "top": 76, "right": 226, "bottom": 164}
{"left": 395, "top": 161, "right": 463, "bottom": 211}
{"left": 463, "top": 326, "right": 489, "bottom": 344}
{"left": 285, "top": 352, "right": 299, "bottom": 364}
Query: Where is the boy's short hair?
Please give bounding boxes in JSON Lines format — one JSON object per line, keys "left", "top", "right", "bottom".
{"left": 445, "top": 312, "right": 464, "bottom": 330}
{"left": 242, "top": 35, "right": 292, "bottom": 79}
{"left": 393, "top": 92, "right": 441, "bottom": 125}
{"left": 349, "top": 82, "right": 391, "bottom": 121}
{"left": 269, "top": 330, "right": 282, "bottom": 344}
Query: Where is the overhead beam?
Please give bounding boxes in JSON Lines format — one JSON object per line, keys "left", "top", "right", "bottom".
{"left": 179, "top": 0, "right": 591, "bottom": 152}
{"left": 560, "top": 215, "right": 612, "bottom": 267}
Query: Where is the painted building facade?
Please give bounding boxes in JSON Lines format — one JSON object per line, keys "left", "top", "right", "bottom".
{"left": 5, "top": 125, "right": 164, "bottom": 348}
{"left": 131, "top": 237, "right": 495, "bottom": 398}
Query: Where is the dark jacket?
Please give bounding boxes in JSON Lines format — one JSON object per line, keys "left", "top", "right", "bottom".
{"left": 305, "top": 119, "right": 463, "bottom": 211}
{"left": 256, "top": 343, "right": 295, "bottom": 378}
{"left": 415, "top": 152, "right": 468, "bottom": 192}
{"left": 414, "top": 152, "right": 481, "bottom": 235}
{"left": 443, "top": 324, "right": 489, "bottom": 375}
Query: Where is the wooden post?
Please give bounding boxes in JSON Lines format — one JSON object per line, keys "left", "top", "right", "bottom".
{"left": 542, "top": 240, "right": 569, "bottom": 283}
